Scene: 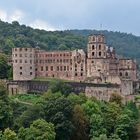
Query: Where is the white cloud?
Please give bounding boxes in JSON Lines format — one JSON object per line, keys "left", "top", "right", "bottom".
{"left": 0, "top": 9, "right": 7, "bottom": 21}
{"left": 0, "top": 9, "right": 24, "bottom": 22}
{"left": 9, "top": 10, "right": 24, "bottom": 22}
{"left": 29, "top": 19, "right": 58, "bottom": 31}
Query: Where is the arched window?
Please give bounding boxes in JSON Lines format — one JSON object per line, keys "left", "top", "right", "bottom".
{"left": 92, "top": 52, "right": 95, "bottom": 56}
{"left": 92, "top": 45, "right": 95, "bottom": 50}
{"left": 99, "top": 45, "right": 101, "bottom": 50}
{"left": 99, "top": 52, "right": 101, "bottom": 56}
{"left": 125, "top": 72, "right": 128, "bottom": 77}
{"left": 119, "top": 72, "right": 122, "bottom": 76}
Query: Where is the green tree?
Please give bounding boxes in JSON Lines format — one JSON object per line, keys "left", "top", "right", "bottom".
{"left": 0, "top": 83, "right": 13, "bottom": 130}
{"left": 109, "top": 93, "right": 123, "bottom": 105}
{"left": 102, "top": 102, "right": 121, "bottom": 136}
{"left": 48, "top": 80, "right": 72, "bottom": 96}
{"left": 43, "top": 96, "right": 74, "bottom": 140}
{"left": 71, "top": 105, "right": 89, "bottom": 140}
{"left": 0, "top": 54, "right": 9, "bottom": 79}
{"left": 18, "top": 119, "right": 55, "bottom": 140}
{"left": 14, "top": 104, "right": 45, "bottom": 129}
{"left": 0, "top": 128, "right": 18, "bottom": 140}
{"left": 67, "top": 93, "right": 87, "bottom": 106}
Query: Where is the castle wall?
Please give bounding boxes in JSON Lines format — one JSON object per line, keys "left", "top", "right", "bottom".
{"left": 7, "top": 80, "right": 121, "bottom": 101}
{"left": 11, "top": 34, "right": 137, "bottom": 96}
{"left": 12, "top": 48, "right": 35, "bottom": 80}
{"left": 34, "top": 49, "right": 73, "bottom": 80}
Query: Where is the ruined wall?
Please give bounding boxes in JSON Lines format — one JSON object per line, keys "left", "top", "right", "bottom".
{"left": 7, "top": 80, "right": 122, "bottom": 101}
{"left": 12, "top": 48, "right": 35, "bottom": 80}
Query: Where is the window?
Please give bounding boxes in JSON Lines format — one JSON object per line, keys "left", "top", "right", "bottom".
{"left": 81, "top": 73, "right": 83, "bottom": 76}
{"left": 30, "top": 72, "right": 32, "bottom": 75}
{"left": 30, "top": 60, "right": 32, "bottom": 64}
{"left": 20, "top": 60, "right": 22, "bottom": 63}
{"left": 25, "top": 60, "right": 27, "bottom": 63}
{"left": 125, "top": 72, "right": 128, "bottom": 77}
{"left": 67, "top": 66, "right": 69, "bottom": 71}
{"left": 15, "top": 54, "right": 17, "bottom": 57}
{"left": 64, "top": 66, "right": 66, "bottom": 71}
{"left": 75, "top": 73, "right": 77, "bottom": 76}
{"left": 99, "top": 45, "right": 101, "bottom": 50}
{"left": 15, "top": 60, "right": 17, "bottom": 63}
{"left": 30, "top": 66, "right": 32, "bottom": 70}
{"left": 98, "top": 37, "right": 101, "bottom": 42}
{"left": 19, "top": 54, "right": 22, "bottom": 57}
{"left": 20, "top": 66, "right": 22, "bottom": 70}
{"left": 92, "top": 45, "right": 95, "bottom": 50}
{"left": 60, "top": 66, "right": 62, "bottom": 71}
{"left": 120, "top": 72, "right": 122, "bottom": 76}
{"left": 25, "top": 48, "right": 28, "bottom": 51}
{"left": 51, "top": 66, "right": 53, "bottom": 71}
{"left": 46, "top": 66, "right": 48, "bottom": 71}
{"left": 41, "top": 66, "right": 43, "bottom": 71}
{"left": 99, "top": 52, "right": 101, "bottom": 56}
{"left": 92, "top": 52, "right": 95, "bottom": 56}
{"left": 92, "top": 37, "right": 95, "bottom": 41}
{"left": 57, "top": 66, "right": 59, "bottom": 71}
{"left": 20, "top": 72, "right": 22, "bottom": 75}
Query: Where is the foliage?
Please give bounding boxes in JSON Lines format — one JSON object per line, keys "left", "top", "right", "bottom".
{"left": 42, "top": 95, "right": 74, "bottom": 140}
{"left": 0, "top": 83, "right": 13, "bottom": 130}
{"left": 0, "top": 20, "right": 140, "bottom": 64}
{"left": 109, "top": 93, "right": 123, "bottom": 105}
{"left": 0, "top": 54, "right": 9, "bottom": 79}
{"left": 11, "top": 94, "right": 42, "bottom": 104}
{"left": 0, "top": 80, "right": 139, "bottom": 140}
{"left": 18, "top": 119, "right": 56, "bottom": 140}
{"left": 71, "top": 105, "right": 89, "bottom": 140}
{"left": 0, "top": 128, "right": 18, "bottom": 140}
{"left": 48, "top": 80, "right": 72, "bottom": 96}
{"left": 14, "top": 104, "right": 45, "bottom": 129}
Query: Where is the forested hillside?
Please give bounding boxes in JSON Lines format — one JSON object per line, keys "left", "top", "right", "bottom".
{"left": 0, "top": 80, "right": 140, "bottom": 140}
{"left": 0, "top": 20, "right": 140, "bottom": 63}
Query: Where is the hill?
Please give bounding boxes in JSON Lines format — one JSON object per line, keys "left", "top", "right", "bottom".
{"left": 0, "top": 20, "right": 140, "bottom": 63}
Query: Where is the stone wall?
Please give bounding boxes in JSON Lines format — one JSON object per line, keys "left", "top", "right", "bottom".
{"left": 7, "top": 80, "right": 122, "bottom": 101}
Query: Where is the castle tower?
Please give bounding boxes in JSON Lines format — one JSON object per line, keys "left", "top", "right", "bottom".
{"left": 12, "top": 48, "right": 36, "bottom": 80}
{"left": 87, "top": 34, "right": 106, "bottom": 59}
{"left": 87, "top": 34, "right": 108, "bottom": 81}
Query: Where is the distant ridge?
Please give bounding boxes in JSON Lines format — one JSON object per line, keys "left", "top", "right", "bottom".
{"left": 0, "top": 20, "right": 140, "bottom": 64}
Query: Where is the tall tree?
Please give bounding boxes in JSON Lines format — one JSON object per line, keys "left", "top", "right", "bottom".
{"left": 18, "top": 119, "right": 56, "bottom": 140}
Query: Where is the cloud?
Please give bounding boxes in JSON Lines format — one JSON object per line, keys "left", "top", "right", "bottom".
{"left": 9, "top": 10, "right": 24, "bottom": 22}
{"left": 0, "top": 9, "right": 7, "bottom": 21}
{"left": 0, "top": 9, "right": 24, "bottom": 22}
{"left": 29, "top": 19, "right": 58, "bottom": 31}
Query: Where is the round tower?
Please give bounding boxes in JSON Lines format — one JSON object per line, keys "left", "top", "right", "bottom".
{"left": 12, "top": 48, "right": 35, "bottom": 80}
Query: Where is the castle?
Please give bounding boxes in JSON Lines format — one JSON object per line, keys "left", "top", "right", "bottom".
{"left": 10, "top": 34, "right": 139, "bottom": 100}
{"left": 12, "top": 34, "right": 137, "bottom": 83}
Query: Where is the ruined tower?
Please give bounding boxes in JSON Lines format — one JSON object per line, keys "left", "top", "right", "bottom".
{"left": 12, "top": 48, "right": 36, "bottom": 80}
{"left": 87, "top": 34, "right": 108, "bottom": 82}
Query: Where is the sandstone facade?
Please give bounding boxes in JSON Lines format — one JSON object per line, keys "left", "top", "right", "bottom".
{"left": 12, "top": 34, "right": 137, "bottom": 83}
{"left": 11, "top": 34, "right": 137, "bottom": 98}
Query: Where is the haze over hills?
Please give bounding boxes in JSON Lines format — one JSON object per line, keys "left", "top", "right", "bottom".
{"left": 0, "top": 20, "right": 140, "bottom": 64}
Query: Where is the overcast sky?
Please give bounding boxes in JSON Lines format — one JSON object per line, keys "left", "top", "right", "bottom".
{"left": 0, "top": 0, "right": 140, "bottom": 35}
